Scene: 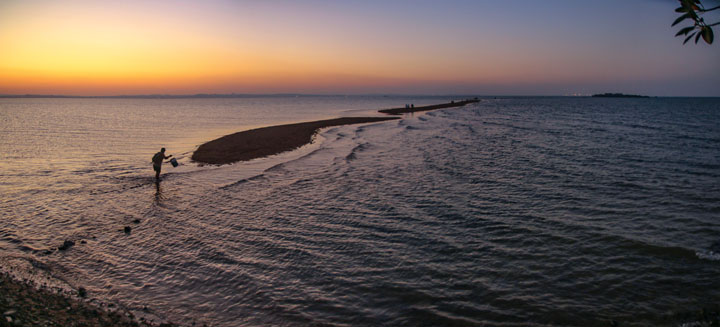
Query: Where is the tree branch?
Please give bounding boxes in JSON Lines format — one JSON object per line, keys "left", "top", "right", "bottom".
{"left": 699, "top": 5, "right": 720, "bottom": 11}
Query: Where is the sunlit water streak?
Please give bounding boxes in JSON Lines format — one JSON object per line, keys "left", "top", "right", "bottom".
{"left": 1, "top": 96, "right": 719, "bottom": 326}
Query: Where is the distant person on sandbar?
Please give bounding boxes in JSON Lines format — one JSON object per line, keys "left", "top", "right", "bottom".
{"left": 152, "top": 148, "right": 172, "bottom": 181}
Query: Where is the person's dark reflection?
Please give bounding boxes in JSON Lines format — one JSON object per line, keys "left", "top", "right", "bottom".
{"left": 154, "top": 179, "right": 164, "bottom": 205}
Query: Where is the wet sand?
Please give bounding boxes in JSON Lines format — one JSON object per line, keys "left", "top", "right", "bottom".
{"left": 191, "top": 117, "right": 399, "bottom": 165}
{"left": 192, "top": 100, "right": 479, "bottom": 165}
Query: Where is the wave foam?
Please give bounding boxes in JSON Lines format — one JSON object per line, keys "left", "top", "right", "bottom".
{"left": 696, "top": 250, "right": 720, "bottom": 261}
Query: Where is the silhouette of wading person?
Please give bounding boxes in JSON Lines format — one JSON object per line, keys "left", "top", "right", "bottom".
{"left": 152, "top": 148, "right": 172, "bottom": 181}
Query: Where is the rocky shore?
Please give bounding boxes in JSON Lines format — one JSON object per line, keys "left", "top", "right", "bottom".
{"left": 0, "top": 272, "right": 179, "bottom": 327}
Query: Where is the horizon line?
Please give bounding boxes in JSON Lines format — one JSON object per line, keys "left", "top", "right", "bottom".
{"left": 1, "top": 93, "right": 717, "bottom": 99}
{"left": 1, "top": 93, "right": 709, "bottom": 99}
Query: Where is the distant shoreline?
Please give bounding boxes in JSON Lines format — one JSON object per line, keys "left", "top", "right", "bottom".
{"left": 192, "top": 99, "right": 478, "bottom": 165}
{"left": 4, "top": 94, "right": 720, "bottom": 99}
{"left": 0, "top": 94, "right": 477, "bottom": 99}
{"left": 591, "top": 93, "right": 650, "bottom": 98}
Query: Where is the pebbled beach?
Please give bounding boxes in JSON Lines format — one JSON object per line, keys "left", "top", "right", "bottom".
{"left": 0, "top": 272, "right": 179, "bottom": 327}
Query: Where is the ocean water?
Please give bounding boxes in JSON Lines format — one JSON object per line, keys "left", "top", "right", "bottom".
{"left": 1, "top": 96, "right": 719, "bottom": 326}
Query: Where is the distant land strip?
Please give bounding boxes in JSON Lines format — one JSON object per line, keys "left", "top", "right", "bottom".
{"left": 591, "top": 93, "right": 650, "bottom": 98}
{"left": 192, "top": 99, "right": 478, "bottom": 165}
{"left": 379, "top": 99, "right": 479, "bottom": 115}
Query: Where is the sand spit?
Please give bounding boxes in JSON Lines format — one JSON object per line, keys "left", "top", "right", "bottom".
{"left": 191, "top": 117, "right": 399, "bottom": 165}
{"left": 378, "top": 99, "right": 479, "bottom": 115}
{"left": 192, "top": 100, "right": 478, "bottom": 165}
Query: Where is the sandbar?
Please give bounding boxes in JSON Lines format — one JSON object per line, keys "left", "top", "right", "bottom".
{"left": 378, "top": 99, "right": 479, "bottom": 115}
{"left": 192, "top": 99, "right": 479, "bottom": 165}
{"left": 191, "top": 117, "right": 399, "bottom": 165}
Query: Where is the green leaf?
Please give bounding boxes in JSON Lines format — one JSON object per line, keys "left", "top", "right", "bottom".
{"left": 676, "top": 26, "right": 695, "bottom": 36}
{"left": 675, "top": 6, "right": 687, "bottom": 13}
{"left": 695, "top": 31, "right": 703, "bottom": 43}
{"left": 702, "top": 27, "right": 714, "bottom": 44}
{"left": 672, "top": 13, "right": 691, "bottom": 26}
{"left": 684, "top": 32, "right": 697, "bottom": 44}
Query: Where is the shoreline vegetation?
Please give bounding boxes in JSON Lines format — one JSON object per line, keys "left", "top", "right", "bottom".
{"left": 192, "top": 99, "right": 479, "bottom": 165}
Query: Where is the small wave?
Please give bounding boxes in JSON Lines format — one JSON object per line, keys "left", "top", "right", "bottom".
{"left": 676, "top": 134, "right": 720, "bottom": 144}
{"left": 627, "top": 123, "right": 662, "bottom": 131}
{"left": 264, "top": 161, "right": 288, "bottom": 173}
{"left": 696, "top": 250, "right": 720, "bottom": 261}
{"left": 599, "top": 233, "right": 701, "bottom": 261}
{"left": 260, "top": 151, "right": 319, "bottom": 174}
{"left": 88, "top": 177, "right": 157, "bottom": 195}
{"left": 345, "top": 143, "right": 371, "bottom": 162}
{"left": 220, "top": 174, "right": 266, "bottom": 190}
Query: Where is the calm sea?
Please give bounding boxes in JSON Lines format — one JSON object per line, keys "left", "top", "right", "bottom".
{"left": 1, "top": 96, "right": 719, "bottom": 326}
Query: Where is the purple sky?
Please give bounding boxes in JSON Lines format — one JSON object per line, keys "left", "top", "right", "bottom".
{"left": 1, "top": 0, "right": 719, "bottom": 96}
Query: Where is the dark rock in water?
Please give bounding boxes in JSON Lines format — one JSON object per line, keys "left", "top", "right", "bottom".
{"left": 58, "top": 240, "right": 75, "bottom": 251}
{"left": 132, "top": 219, "right": 141, "bottom": 224}
{"left": 123, "top": 226, "right": 131, "bottom": 234}
{"left": 80, "top": 240, "right": 86, "bottom": 244}
{"left": 78, "top": 287, "right": 87, "bottom": 298}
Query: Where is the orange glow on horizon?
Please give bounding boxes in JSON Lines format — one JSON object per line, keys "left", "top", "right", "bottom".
{"left": 2, "top": 1, "right": 718, "bottom": 96}
{"left": 0, "top": 1, "right": 532, "bottom": 95}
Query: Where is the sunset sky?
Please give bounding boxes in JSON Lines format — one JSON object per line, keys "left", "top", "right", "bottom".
{"left": 1, "top": 0, "right": 719, "bottom": 96}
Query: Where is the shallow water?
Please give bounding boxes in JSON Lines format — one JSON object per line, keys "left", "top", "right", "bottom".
{"left": 1, "top": 96, "right": 719, "bottom": 326}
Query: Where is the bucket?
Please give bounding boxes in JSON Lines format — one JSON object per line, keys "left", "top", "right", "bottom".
{"left": 170, "top": 158, "right": 179, "bottom": 167}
